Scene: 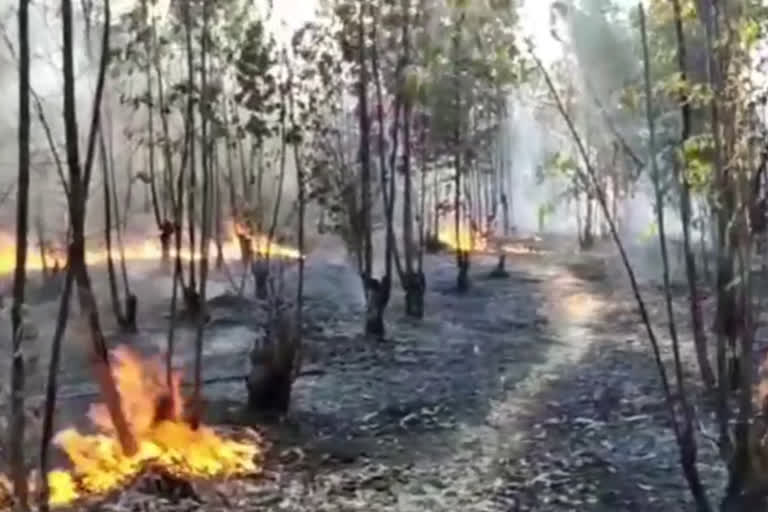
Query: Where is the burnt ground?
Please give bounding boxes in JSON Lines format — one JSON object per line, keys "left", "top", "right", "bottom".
{"left": 0, "top": 237, "right": 732, "bottom": 511}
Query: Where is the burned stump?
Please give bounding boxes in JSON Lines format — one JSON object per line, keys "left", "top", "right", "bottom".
{"left": 363, "top": 274, "right": 390, "bottom": 338}
{"left": 424, "top": 235, "right": 447, "bottom": 254}
{"left": 119, "top": 293, "right": 139, "bottom": 333}
{"left": 456, "top": 250, "right": 470, "bottom": 292}
{"left": 489, "top": 254, "right": 509, "bottom": 279}
{"left": 159, "top": 220, "right": 176, "bottom": 264}
{"left": 247, "top": 312, "right": 301, "bottom": 415}
{"left": 252, "top": 258, "right": 269, "bottom": 300}
{"left": 404, "top": 271, "right": 426, "bottom": 318}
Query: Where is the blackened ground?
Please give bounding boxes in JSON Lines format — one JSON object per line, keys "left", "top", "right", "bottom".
{"left": 0, "top": 239, "right": 729, "bottom": 511}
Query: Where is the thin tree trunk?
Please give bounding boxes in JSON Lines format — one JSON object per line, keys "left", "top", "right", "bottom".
{"left": 61, "top": 0, "right": 136, "bottom": 456}
{"left": 452, "top": 13, "right": 469, "bottom": 293}
{"left": 290, "top": 75, "right": 305, "bottom": 411}
{"left": 418, "top": 117, "right": 427, "bottom": 274}
{"left": 640, "top": 8, "right": 709, "bottom": 510}
{"left": 100, "top": 130, "right": 125, "bottom": 327}
{"left": 10, "top": 0, "right": 31, "bottom": 505}
{"left": 370, "top": 2, "right": 403, "bottom": 290}
{"left": 697, "top": 0, "right": 734, "bottom": 462}
{"left": 401, "top": 0, "right": 423, "bottom": 317}
{"left": 357, "top": 4, "right": 383, "bottom": 337}
{"left": 214, "top": 145, "right": 224, "bottom": 269}
{"left": 37, "top": 268, "right": 74, "bottom": 512}
{"left": 184, "top": 0, "right": 198, "bottom": 311}
{"left": 35, "top": 210, "right": 49, "bottom": 280}
{"left": 109, "top": 130, "right": 134, "bottom": 312}
{"left": 671, "top": 0, "right": 716, "bottom": 391}
{"left": 191, "top": 0, "right": 211, "bottom": 428}
{"left": 140, "top": 0, "right": 163, "bottom": 251}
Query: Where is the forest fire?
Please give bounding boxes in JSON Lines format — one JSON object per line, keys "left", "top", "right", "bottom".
{"left": 2, "top": 347, "right": 262, "bottom": 508}
{"left": 437, "top": 226, "right": 488, "bottom": 252}
{"left": 0, "top": 223, "right": 301, "bottom": 275}
{"left": 502, "top": 243, "right": 548, "bottom": 255}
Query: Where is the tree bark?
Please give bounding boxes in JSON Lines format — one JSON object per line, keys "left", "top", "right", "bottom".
{"left": 61, "top": 0, "right": 136, "bottom": 456}
{"left": 400, "top": 0, "right": 424, "bottom": 317}
{"left": 37, "top": 268, "right": 74, "bottom": 512}
{"left": 184, "top": 0, "right": 198, "bottom": 311}
{"left": 670, "top": 0, "right": 716, "bottom": 392}
{"left": 191, "top": 0, "right": 211, "bottom": 428}
{"left": 357, "top": 3, "right": 382, "bottom": 336}
{"left": 452, "top": 13, "right": 469, "bottom": 293}
{"left": 140, "top": 0, "right": 164, "bottom": 256}
{"left": 100, "top": 129, "right": 126, "bottom": 328}
{"left": 10, "top": 0, "right": 31, "bottom": 506}
{"left": 640, "top": 7, "right": 710, "bottom": 510}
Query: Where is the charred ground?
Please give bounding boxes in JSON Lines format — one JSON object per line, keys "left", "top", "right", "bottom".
{"left": 0, "top": 237, "right": 730, "bottom": 511}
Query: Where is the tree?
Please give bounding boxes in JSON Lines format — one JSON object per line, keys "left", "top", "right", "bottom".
{"left": 60, "top": 0, "right": 137, "bottom": 458}
{"left": 9, "top": 0, "right": 30, "bottom": 507}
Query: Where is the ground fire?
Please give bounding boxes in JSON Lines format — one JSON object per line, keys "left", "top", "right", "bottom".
{"left": 437, "top": 225, "right": 488, "bottom": 252}
{"left": 0, "top": 222, "right": 301, "bottom": 275}
{"left": 1, "top": 346, "right": 263, "bottom": 508}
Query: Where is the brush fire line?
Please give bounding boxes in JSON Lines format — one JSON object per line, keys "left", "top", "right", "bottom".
{"left": 0, "top": 224, "right": 301, "bottom": 275}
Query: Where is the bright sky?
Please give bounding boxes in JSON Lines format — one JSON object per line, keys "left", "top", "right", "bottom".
{"left": 269, "top": 0, "right": 562, "bottom": 59}
{"left": 270, "top": 0, "right": 319, "bottom": 38}
{"left": 521, "top": 0, "right": 562, "bottom": 63}
{"left": 109, "top": 0, "right": 562, "bottom": 60}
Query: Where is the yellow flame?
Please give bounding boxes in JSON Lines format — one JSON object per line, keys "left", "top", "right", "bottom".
{"left": 2, "top": 346, "right": 263, "bottom": 508}
{"left": 437, "top": 225, "right": 487, "bottom": 252}
{"left": 0, "top": 223, "right": 301, "bottom": 275}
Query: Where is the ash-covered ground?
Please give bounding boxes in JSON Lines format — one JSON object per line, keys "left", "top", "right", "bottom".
{"left": 0, "top": 235, "right": 732, "bottom": 511}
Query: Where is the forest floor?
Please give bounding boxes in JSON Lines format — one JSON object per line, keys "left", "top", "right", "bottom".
{"left": 0, "top": 234, "right": 734, "bottom": 511}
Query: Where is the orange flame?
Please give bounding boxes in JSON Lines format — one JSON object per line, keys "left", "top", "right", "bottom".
{"left": 4, "top": 346, "right": 262, "bottom": 508}
{"left": 437, "top": 225, "right": 488, "bottom": 252}
{"left": 0, "top": 223, "right": 301, "bottom": 275}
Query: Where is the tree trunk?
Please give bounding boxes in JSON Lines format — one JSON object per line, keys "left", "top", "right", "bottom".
{"left": 363, "top": 275, "right": 388, "bottom": 337}
{"left": 38, "top": 268, "right": 74, "bottom": 511}
{"left": 10, "top": 0, "right": 31, "bottom": 506}
{"left": 452, "top": 14, "right": 469, "bottom": 293}
{"left": 100, "top": 129, "right": 126, "bottom": 329}
{"left": 400, "top": 0, "right": 424, "bottom": 318}
{"left": 671, "top": 0, "right": 716, "bottom": 391}
{"left": 61, "top": 0, "right": 136, "bottom": 456}
{"left": 370, "top": 0, "right": 402, "bottom": 314}
{"left": 140, "top": 0, "right": 164, "bottom": 261}
{"left": 214, "top": 146, "right": 224, "bottom": 270}
{"left": 581, "top": 195, "right": 594, "bottom": 249}
{"left": 357, "top": 4, "right": 379, "bottom": 335}
{"left": 183, "top": 0, "right": 198, "bottom": 314}
{"left": 490, "top": 253, "right": 509, "bottom": 279}
{"left": 190, "top": 0, "right": 211, "bottom": 429}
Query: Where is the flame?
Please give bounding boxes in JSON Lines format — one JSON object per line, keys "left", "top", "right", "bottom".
{"left": 502, "top": 244, "right": 549, "bottom": 255}
{"left": 0, "top": 222, "right": 301, "bottom": 275}
{"left": 437, "top": 225, "right": 488, "bottom": 252}
{"left": 2, "top": 346, "right": 262, "bottom": 508}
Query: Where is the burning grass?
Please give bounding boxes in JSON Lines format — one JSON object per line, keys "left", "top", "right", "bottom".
{"left": 0, "top": 222, "right": 301, "bottom": 275}
{"left": 437, "top": 225, "right": 488, "bottom": 252}
{"left": 1, "top": 347, "right": 263, "bottom": 509}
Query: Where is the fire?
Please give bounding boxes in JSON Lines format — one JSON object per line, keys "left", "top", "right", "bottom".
{"left": 0, "top": 223, "right": 301, "bottom": 275}
{"left": 3, "top": 346, "right": 262, "bottom": 508}
{"left": 438, "top": 225, "right": 488, "bottom": 252}
{"left": 502, "top": 243, "right": 548, "bottom": 255}
{"left": 232, "top": 221, "right": 298, "bottom": 258}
